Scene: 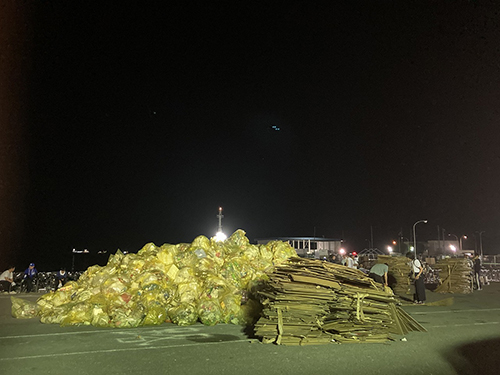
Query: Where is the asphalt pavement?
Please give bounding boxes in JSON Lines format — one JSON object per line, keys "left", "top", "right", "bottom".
{"left": 0, "top": 283, "right": 499, "bottom": 375}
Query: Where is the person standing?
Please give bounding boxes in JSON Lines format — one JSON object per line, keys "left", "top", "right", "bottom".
{"left": 23, "top": 263, "right": 38, "bottom": 293}
{"left": 340, "top": 254, "right": 349, "bottom": 266}
{"left": 473, "top": 254, "right": 482, "bottom": 290}
{"left": 345, "top": 254, "right": 355, "bottom": 268}
{"left": 352, "top": 255, "right": 359, "bottom": 269}
{"left": 0, "top": 266, "right": 15, "bottom": 292}
{"left": 369, "top": 263, "right": 389, "bottom": 286}
{"left": 407, "top": 253, "right": 426, "bottom": 304}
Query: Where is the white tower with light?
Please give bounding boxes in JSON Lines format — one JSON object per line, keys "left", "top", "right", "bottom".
{"left": 214, "top": 207, "right": 227, "bottom": 241}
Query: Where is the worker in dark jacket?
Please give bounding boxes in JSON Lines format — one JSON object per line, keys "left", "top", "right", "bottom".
{"left": 23, "top": 263, "right": 38, "bottom": 293}
{"left": 473, "top": 254, "right": 482, "bottom": 290}
{"left": 55, "top": 268, "right": 69, "bottom": 289}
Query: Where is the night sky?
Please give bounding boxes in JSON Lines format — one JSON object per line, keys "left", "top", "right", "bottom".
{"left": 2, "top": 1, "right": 500, "bottom": 271}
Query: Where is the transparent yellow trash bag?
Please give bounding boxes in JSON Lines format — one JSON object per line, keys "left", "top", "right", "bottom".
{"left": 168, "top": 302, "right": 197, "bottom": 326}
{"left": 11, "top": 296, "right": 37, "bottom": 319}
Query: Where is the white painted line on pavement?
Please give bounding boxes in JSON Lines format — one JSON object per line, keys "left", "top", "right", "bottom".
{"left": 0, "top": 338, "right": 255, "bottom": 361}
{"left": 0, "top": 325, "right": 216, "bottom": 339}
{"left": 410, "top": 307, "right": 500, "bottom": 315}
{"left": 429, "top": 321, "right": 500, "bottom": 328}
{"left": 1, "top": 330, "right": 118, "bottom": 339}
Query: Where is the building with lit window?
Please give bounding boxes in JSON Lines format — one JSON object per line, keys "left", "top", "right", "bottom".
{"left": 255, "top": 237, "right": 343, "bottom": 259}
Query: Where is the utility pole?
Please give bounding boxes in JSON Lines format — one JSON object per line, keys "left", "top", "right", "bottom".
{"left": 437, "top": 225, "right": 441, "bottom": 253}
{"left": 413, "top": 220, "right": 428, "bottom": 259}
{"left": 370, "top": 225, "right": 374, "bottom": 249}
{"left": 478, "top": 231, "right": 485, "bottom": 257}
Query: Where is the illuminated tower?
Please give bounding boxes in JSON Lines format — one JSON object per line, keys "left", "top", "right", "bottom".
{"left": 215, "top": 207, "right": 227, "bottom": 241}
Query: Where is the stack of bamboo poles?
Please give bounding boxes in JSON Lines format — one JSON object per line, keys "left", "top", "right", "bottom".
{"left": 254, "top": 258, "right": 426, "bottom": 346}
{"left": 434, "top": 258, "right": 472, "bottom": 294}
{"left": 377, "top": 255, "right": 412, "bottom": 295}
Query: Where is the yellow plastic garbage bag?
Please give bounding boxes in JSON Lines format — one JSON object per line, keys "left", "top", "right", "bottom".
{"left": 60, "top": 302, "right": 93, "bottom": 326}
{"left": 196, "top": 257, "right": 220, "bottom": 276}
{"left": 135, "top": 272, "right": 165, "bottom": 292}
{"left": 110, "top": 304, "right": 145, "bottom": 328}
{"left": 91, "top": 305, "right": 110, "bottom": 327}
{"left": 198, "top": 298, "right": 222, "bottom": 326}
{"left": 176, "top": 281, "right": 200, "bottom": 304}
{"left": 168, "top": 302, "right": 197, "bottom": 326}
{"left": 219, "top": 292, "right": 243, "bottom": 324}
{"left": 11, "top": 296, "right": 37, "bottom": 319}
{"left": 40, "top": 307, "right": 66, "bottom": 324}
{"left": 137, "top": 242, "right": 159, "bottom": 257}
{"left": 101, "top": 276, "right": 128, "bottom": 295}
{"left": 143, "top": 305, "right": 168, "bottom": 326}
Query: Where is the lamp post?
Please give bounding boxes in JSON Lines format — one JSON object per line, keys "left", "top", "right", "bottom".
{"left": 477, "top": 231, "right": 485, "bottom": 257}
{"left": 413, "top": 220, "right": 428, "bottom": 259}
{"left": 460, "top": 235, "right": 467, "bottom": 251}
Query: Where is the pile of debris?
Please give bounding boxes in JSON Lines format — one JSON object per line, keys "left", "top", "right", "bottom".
{"left": 254, "top": 258, "right": 426, "bottom": 345}
{"left": 12, "top": 230, "right": 296, "bottom": 327}
{"left": 377, "top": 255, "right": 412, "bottom": 295}
{"left": 434, "top": 258, "right": 472, "bottom": 294}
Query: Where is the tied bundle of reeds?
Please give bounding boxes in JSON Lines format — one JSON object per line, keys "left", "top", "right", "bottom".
{"left": 254, "top": 258, "right": 426, "bottom": 346}
{"left": 434, "top": 258, "right": 472, "bottom": 294}
{"left": 377, "top": 255, "right": 412, "bottom": 295}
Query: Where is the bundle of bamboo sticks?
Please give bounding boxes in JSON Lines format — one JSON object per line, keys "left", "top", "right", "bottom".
{"left": 254, "top": 258, "right": 426, "bottom": 346}
{"left": 377, "top": 255, "right": 412, "bottom": 295}
{"left": 434, "top": 258, "right": 472, "bottom": 294}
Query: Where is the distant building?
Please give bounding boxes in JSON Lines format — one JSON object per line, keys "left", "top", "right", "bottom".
{"left": 255, "top": 237, "right": 343, "bottom": 259}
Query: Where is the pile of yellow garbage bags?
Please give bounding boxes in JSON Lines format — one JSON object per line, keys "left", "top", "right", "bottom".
{"left": 12, "top": 230, "right": 295, "bottom": 327}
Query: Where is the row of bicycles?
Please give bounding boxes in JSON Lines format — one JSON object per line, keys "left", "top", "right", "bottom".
{"left": 5, "top": 271, "right": 83, "bottom": 294}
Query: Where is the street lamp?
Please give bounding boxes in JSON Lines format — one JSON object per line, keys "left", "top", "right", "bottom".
{"left": 412, "top": 220, "right": 428, "bottom": 259}
{"left": 450, "top": 244, "right": 457, "bottom": 254}
{"left": 448, "top": 234, "right": 467, "bottom": 251}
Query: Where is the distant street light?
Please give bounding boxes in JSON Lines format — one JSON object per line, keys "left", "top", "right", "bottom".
{"left": 412, "top": 220, "right": 428, "bottom": 259}
{"left": 450, "top": 244, "right": 457, "bottom": 254}
{"left": 387, "top": 246, "right": 393, "bottom": 254}
{"left": 448, "top": 234, "right": 467, "bottom": 251}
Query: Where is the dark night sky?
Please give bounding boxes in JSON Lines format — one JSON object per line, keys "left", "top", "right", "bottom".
{"left": 2, "top": 1, "right": 500, "bottom": 270}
